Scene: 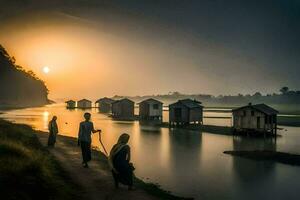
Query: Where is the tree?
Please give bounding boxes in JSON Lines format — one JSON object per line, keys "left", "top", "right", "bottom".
{"left": 280, "top": 86, "right": 289, "bottom": 95}
{"left": 253, "top": 92, "right": 262, "bottom": 97}
{"left": 172, "top": 91, "right": 182, "bottom": 96}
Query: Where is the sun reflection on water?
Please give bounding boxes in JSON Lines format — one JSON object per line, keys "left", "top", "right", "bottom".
{"left": 43, "top": 111, "right": 49, "bottom": 130}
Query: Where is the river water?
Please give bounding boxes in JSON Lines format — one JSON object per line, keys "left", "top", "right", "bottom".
{"left": 1, "top": 104, "right": 300, "bottom": 200}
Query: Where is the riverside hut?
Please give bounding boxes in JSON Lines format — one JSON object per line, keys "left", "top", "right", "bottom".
{"left": 111, "top": 98, "right": 135, "bottom": 120}
{"left": 139, "top": 98, "right": 163, "bottom": 121}
{"left": 169, "top": 99, "right": 203, "bottom": 126}
{"left": 232, "top": 103, "right": 279, "bottom": 135}
{"left": 95, "top": 97, "right": 114, "bottom": 113}
{"left": 66, "top": 100, "right": 76, "bottom": 109}
{"left": 77, "top": 99, "right": 92, "bottom": 109}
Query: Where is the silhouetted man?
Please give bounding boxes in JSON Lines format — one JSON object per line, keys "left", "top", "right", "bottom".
{"left": 78, "top": 112, "right": 101, "bottom": 168}
{"left": 48, "top": 116, "right": 58, "bottom": 147}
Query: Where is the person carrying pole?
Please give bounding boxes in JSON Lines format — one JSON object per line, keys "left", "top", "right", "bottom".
{"left": 78, "top": 112, "right": 101, "bottom": 168}
{"left": 98, "top": 131, "right": 108, "bottom": 156}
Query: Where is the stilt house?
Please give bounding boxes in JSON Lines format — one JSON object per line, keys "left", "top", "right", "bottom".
{"left": 169, "top": 99, "right": 203, "bottom": 126}
{"left": 96, "top": 97, "right": 114, "bottom": 113}
{"left": 232, "top": 103, "right": 278, "bottom": 135}
{"left": 111, "top": 98, "right": 135, "bottom": 120}
{"left": 139, "top": 98, "right": 163, "bottom": 121}
{"left": 66, "top": 100, "right": 76, "bottom": 109}
{"left": 77, "top": 99, "right": 92, "bottom": 109}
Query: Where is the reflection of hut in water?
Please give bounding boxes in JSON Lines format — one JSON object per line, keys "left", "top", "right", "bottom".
{"left": 95, "top": 97, "right": 114, "bottom": 113}
{"left": 140, "top": 125, "right": 162, "bottom": 133}
{"left": 169, "top": 99, "right": 203, "bottom": 126}
{"left": 232, "top": 136, "right": 277, "bottom": 152}
{"left": 111, "top": 98, "right": 135, "bottom": 120}
{"left": 231, "top": 136, "right": 276, "bottom": 183}
{"left": 139, "top": 98, "right": 163, "bottom": 122}
{"left": 66, "top": 100, "right": 76, "bottom": 109}
{"left": 167, "top": 129, "right": 203, "bottom": 173}
{"left": 232, "top": 103, "right": 279, "bottom": 135}
{"left": 77, "top": 99, "right": 92, "bottom": 109}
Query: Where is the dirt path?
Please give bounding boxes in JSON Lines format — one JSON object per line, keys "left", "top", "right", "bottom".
{"left": 37, "top": 133, "right": 160, "bottom": 200}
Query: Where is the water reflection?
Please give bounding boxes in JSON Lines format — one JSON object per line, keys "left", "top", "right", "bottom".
{"left": 167, "top": 129, "right": 203, "bottom": 194}
{"left": 1, "top": 104, "right": 300, "bottom": 200}
{"left": 232, "top": 136, "right": 277, "bottom": 151}
{"left": 231, "top": 137, "right": 277, "bottom": 200}
{"left": 231, "top": 137, "right": 276, "bottom": 181}
{"left": 43, "top": 111, "right": 49, "bottom": 129}
{"left": 139, "top": 123, "right": 162, "bottom": 133}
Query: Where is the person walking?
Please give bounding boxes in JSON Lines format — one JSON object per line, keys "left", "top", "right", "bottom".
{"left": 109, "top": 133, "right": 135, "bottom": 190}
{"left": 78, "top": 112, "right": 101, "bottom": 168}
{"left": 47, "top": 116, "right": 58, "bottom": 147}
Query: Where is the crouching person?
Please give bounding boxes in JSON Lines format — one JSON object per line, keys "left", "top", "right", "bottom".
{"left": 78, "top": 112, "right": 101, "bottom": 168}
{"left": 109, "top": 133, "right": 135, "bottom": 190}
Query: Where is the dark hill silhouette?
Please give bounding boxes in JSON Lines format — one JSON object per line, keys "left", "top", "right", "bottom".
{"left": 0, "top": 45, "right": 49, "bottom": 107}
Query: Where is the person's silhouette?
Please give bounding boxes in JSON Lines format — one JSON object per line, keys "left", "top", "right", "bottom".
{"left": 78, "top": 112, "right": 101, "bottom": 168}
{"left": 109, "top": 133, "right": 135, "bottom": 190}
{"left": 48, "top": 116, "right": 58, "bottom": 147}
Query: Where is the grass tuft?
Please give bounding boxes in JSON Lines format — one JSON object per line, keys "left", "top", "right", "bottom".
{"left": 0, "top": 119, "right": 83, "bottom": 200}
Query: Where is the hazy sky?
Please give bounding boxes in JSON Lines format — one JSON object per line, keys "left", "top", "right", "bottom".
{"left": 0, "top": 0, "right": 299, "bottom": 100}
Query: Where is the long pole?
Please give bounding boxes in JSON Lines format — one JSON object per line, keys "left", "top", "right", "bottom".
{"left": 98, "top": 131, "right": 108, "bottom": 156}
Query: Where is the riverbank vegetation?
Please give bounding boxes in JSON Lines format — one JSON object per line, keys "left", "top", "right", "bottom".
{"left": 0, "top": 45, "right": 49, "bottom": 108}
{"left": 0, "top": 119, "right": 83, "bottom": 200}
{"left": 113, "top": 88, "right": 300, "bottom": 114}
{"left": 224, "top": 150, "right": 300, "bottom": 166}
{"left": 0, "top": 119, "right": 191, "bottom": 200}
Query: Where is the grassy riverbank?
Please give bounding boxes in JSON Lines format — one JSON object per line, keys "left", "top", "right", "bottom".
{"left": 51, "top": 135, "right": 192, "bottom": 200}
{"left": 224, "top": 150, "right": 300, "bottom": 166}
{"left": 0, "top": 119, "right": 83, "bottom": 200}
{"left": 0, "top": 119, "right": 191, "bottom": 200}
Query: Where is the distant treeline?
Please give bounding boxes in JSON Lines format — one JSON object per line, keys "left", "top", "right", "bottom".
{"left": 113, "top": 89, "right": 300, "bottom": 114}
{"left": 0, "top": 45, "right": 49, "bottom": 107}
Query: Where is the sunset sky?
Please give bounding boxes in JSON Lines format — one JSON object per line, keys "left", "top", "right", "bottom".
{"left": 0, "top": 0, "right": 299, "bottom": 100}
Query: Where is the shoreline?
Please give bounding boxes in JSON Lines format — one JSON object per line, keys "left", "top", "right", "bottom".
{"left": 158, "top": 122, "right": 233, "bottom": 135}
{"left": 49, "top": 134, "right": 192, "bottom": 200}
{"left": 1, "top": 106, "right": 299, "bottom": 138}
{"left": 0, "top": 103, "right": 50, "bottom": 111}
{"left": 224, "top": 150, "right": 300, "bottom": 166}
{"left": 0, "top": 119, "right": 191, "bottom": 200}
{"left": 0, "top": 119, "right": 84, "bottom": 200}
{"left": 158, "top": 123, "right": 283, "bottom": 137}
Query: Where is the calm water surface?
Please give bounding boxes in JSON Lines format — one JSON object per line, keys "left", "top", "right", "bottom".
{"left": 1, "top": 104, "right": 300, "bottom": 200}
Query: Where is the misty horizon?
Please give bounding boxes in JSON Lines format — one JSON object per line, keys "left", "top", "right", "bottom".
{"left": 0, "top": 0, "right": 299, "bottom": 100}
{"left": 1, "top": 2, "right": 300, "bottom": 200}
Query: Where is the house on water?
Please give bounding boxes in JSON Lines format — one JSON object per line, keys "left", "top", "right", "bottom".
{"left": 66, "top": 100, "right": 76, "bottom": 109}
{"left": 77, "top": 99, "right": 92, "bottom": 109}
{"left": 232, "top": 103, "right": 279, "bottom": 135}
{"left": 111, "top": 98, "right": 135, "bottom": 120}
{"left": 95, "top": 97, "right": 114, "bottom": 113}
{"left": 139, "top": 98, "right": 163, "bottom": 122}
{"left": 169, "top": 99, "right": 203, "bottom": 126}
